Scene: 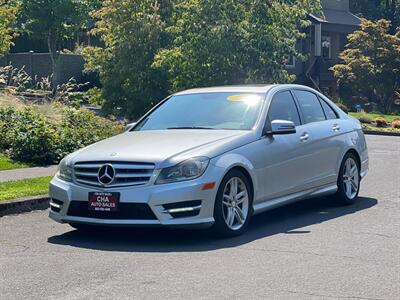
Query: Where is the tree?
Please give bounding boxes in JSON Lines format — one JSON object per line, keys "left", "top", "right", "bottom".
{"left": 84, "top": 0, "right": 172, "bottom": 118}
{"left": 85, "top": 0, "right": 320, "bottom": 118}
{"left": 0, "top": 0, "right": 18, "bottom": 57}
{"left": 331, "top": 19, "right": 400, "bottom": 113}
{"left": 19, "top": 0, "right": 99, "bottom": 87}
{"left": 350, "top": 0, "right": 400, "bottom": 33}
{"left": 153, "top": 0, "right": 321, "bottom": 92}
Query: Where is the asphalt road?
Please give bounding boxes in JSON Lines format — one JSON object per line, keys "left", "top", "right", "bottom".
{"left": 0, "top": 135, "right": 399, "bottom": 300}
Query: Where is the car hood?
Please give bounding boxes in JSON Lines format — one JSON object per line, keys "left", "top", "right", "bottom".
{"left": 68, "top": 130, "right": 256, "bottom": 168}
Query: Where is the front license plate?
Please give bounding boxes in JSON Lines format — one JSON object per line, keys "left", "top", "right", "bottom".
{"left": 88, "top": 192, "right": 120, "bottom": 211}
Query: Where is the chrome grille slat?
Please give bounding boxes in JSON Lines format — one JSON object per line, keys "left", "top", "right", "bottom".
{"left": 74, "top": 161, "right": 155, "bottom": 188}
{"left": 114, "top": 173, "right": 151, "bottom": 179}
{"left": 74, "top": 171, "right": 98, "bottom": 177}
{"left": 74, "top": 164, "right": 102, "bottom": 169}
{"left": 76, "top": 178, "right": 102, "bottom": 187}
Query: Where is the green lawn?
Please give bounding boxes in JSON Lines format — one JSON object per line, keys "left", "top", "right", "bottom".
{"left": 0, "top": 176, "right": 52, "bottom": 202}
{"left": 0, "top": 153, "right": 31, "bottom": 171}
{"left": 349, "top": 112, "right": 400, "bottom": 123}
{"left": 348, "top": 111, "right": 400, "bottom": 133}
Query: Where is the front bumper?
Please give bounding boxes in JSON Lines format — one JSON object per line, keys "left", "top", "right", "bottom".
{"left": 48, "top": 166, "right": 224, "bottom": 228}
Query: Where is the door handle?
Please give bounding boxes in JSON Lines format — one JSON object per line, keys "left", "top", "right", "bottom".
{"left": 300, "top": 133, "right": 309, "bottom": 141}
{"left": 332, "top": 124, "right": 340, "bottom": 131}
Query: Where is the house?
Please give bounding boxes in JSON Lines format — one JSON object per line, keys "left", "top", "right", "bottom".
{"left": 289, "top": 0, "right": 361, "bottom": 94}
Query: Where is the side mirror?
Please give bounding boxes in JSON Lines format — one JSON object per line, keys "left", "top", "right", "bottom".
{"left": 268, "top": 120, "right": 296, "bottom": 135}
{"left": 125, "top": 122, "right": 137, "bottom": 131}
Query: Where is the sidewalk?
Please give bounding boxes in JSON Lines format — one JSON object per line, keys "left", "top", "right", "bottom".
{"left": 0, "top": 165, "right": 58, "bottom": 183}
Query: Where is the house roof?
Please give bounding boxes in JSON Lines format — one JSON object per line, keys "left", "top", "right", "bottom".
{"left": 310, "top": 9, "right": 361, "bottom": 27}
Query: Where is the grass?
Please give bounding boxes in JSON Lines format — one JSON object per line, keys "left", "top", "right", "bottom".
{"left": 0, "top": 176, "right": 52, "bottom": 202}
{"left": 361, "top": 123, "right": 400, "bottom": 133}
{"left": 349, "top": 112, "right": 400, "bottom": 123}
{"left": 349, "top": 111, "right": 400, "bottom": 133}
{"left": 0, "top": 90, "right": 64, "bottom": 123}
{"left": 0, "top": 153, "right": 31, "bottom": 171}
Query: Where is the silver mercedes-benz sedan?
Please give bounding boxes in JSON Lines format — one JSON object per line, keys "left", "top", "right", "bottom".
{"left": 49, "top": 84, "right": 368, "bottom": 236}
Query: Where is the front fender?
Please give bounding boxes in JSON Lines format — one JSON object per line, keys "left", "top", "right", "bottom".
{"left": 210, "top": 153, "right": 259, "bottom": 199}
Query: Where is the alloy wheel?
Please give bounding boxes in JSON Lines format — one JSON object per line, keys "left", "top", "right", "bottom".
{"left": 342, "top": 157, "right": 359, "bottom": 200}
{"left": 222, "top": 177, "right": 249, "bottom": 231}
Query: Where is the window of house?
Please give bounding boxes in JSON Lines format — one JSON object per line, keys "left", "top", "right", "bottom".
{"left": 284, "top": 55, "right": 295, "bottom": 68}
{"left": 322, "top": 36, "right": 331, "bottom": 59}
{"left": 284, "top": 45, "right": 296, "bottom": 69}
{"left": 293, "top": 90, "right": 326, "bottom": 124}
{"left": 268, "top": 91, "right": 301, "bottom": 126}
{"left": 319, "top": 98, "right": 338, "bottom": 119}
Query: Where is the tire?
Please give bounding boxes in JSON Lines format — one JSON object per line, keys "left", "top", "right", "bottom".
{"left": 212, "top": 169, "right": 253, "bottom": 237}
{"left": 334, "top": 153, "right": 360, "bottom": 205}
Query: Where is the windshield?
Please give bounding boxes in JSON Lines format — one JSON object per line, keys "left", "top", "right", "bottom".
{"left": 134, "top": 92, "right": 264, "bottom": 131}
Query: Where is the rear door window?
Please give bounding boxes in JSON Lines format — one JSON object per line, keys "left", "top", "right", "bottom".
{"left": 293, "top": 90, "right": 326, "bottom": 124}
{"left": 319, "top": 98, "right": 338, "bottom": 120}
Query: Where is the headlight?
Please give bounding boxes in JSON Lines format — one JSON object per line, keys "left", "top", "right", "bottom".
{"left": 56, "top": 158, "right": 73, "bottom": 182}
{"left": 155, "top": 157, "right": 210, "bottom": 184}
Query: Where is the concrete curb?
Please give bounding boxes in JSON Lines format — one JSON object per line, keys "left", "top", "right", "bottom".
{"left": 363, "top": 130, "right": 400, "bottom": 137}
{"left": 0, "top": 195, "right": 49, "bottom": 217}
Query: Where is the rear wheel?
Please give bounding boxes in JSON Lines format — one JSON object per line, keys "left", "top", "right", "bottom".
{"left": 213, "top": 170, "right": 252, "bottom": 237}
{"left": 334, "top": 153, "right": 360, "bottom": 205}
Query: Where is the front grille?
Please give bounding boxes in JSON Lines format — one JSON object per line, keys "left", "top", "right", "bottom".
{"left": 67, "top": 201, "right": 157, "bottom": 220}
{"left": 74, "top": 161, "right": 155, "bottom": 188}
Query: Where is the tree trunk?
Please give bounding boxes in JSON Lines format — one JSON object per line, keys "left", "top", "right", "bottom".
{"left": 47, "top": 29, "right": 59, "bottom": 93}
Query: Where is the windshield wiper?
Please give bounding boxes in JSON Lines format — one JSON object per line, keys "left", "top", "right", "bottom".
{"left": 167, "top": 126, "right": 216, "bottom": 130}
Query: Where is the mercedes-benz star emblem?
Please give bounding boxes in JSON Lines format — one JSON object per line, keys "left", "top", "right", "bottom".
{"left": 97, "top": 164, "right": 115, "bottom": 185}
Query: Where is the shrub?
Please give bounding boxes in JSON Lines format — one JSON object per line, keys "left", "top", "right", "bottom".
{"left": 84, "top": 87, "right": 105, "bottom": 106}
{"left": 374, "top": 117, "right": 387, "bottom": 127}
{"left": 0, "top": 106, "right": 19, "bottom": 149}
{"left": 0, "top": 105, "right": 124, "bottom": 165}
{"left": 57, "top": 107, "right": 124, "bottom": 158}
{"left": 8, "top": 108, "right": 60, "bottom": 164}
{"left": 357, "top": 110, "right": 373, "bottom": 124}
{"left": 391, "top": 119, "right": 400, "bottom": 129}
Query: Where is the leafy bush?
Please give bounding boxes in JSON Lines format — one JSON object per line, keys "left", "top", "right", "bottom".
{"left": 374, "top": 117, "right": 387, "bottom": 127}
{"left": 84, "top": 87, "right": 105, "bottom": 106}
{"left": 57, "top": 107, "right": 124, "bottom": 158}
{"left": 0, "top": 105, "right": 123, "bottom": 165}
{"left": 0, "top": 106, "right": 19, "bottom": 149}
{"left": 391, "top": 119, "right": 400, "bottom": 129}
{"left": 7, "top": 108, "right": 60, "bottom": 164}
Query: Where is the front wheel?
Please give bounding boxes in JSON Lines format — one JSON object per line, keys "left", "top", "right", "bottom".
{"left": 334, "top": 153, "right": 360, "bottom": 205}
{"left": 213, "top": 170, "right": 253, "bottom": 237}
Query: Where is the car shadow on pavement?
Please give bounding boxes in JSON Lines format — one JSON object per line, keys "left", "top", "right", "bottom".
{"left": 47, "top": 196, "right": 377, "bottom": 252}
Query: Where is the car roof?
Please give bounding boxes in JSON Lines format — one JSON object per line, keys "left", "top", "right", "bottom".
{"left": 173, "top": 84, "right": 317, "bottom": 97}
{"left": 174, "top": 84, "right": 277, "bottom": 96}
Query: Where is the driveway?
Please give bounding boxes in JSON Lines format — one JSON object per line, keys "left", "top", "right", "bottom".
{"left": 0, "top": 135, "right": 399, "bottom": 300}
